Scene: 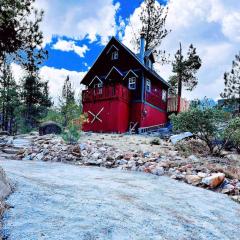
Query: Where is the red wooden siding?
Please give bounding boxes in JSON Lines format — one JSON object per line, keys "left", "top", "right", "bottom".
{"left": 82, "top": 84, "right": 130, "bottom": 133}
{"left": 81, "top": 37, "right": 170, "bottom": 133}
{"left": 145, "top": 92, "right": 167, "bottom": 111}
{"left": 140, "top": 103, "right": 167, "bottom": 127}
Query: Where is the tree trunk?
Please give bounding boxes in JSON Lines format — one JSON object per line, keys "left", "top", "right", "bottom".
{"left": 177, "top": 42, "right": 182, "bottom": 113}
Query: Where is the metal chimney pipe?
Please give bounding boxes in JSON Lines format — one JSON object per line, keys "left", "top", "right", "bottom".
{"left": 140, "top": 32, "right": 146, "bottom": 64}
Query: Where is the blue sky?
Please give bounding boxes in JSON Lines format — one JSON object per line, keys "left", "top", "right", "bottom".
{"left": 43, "top": 0, "right": 144, "bottom": 72}
{"left": 12, "top": 0, "right": 240, "bottom": 103}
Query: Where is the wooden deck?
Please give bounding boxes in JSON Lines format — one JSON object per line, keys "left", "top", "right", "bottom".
{"left": 82, "top": 84, "right": 130, "bottom": 103}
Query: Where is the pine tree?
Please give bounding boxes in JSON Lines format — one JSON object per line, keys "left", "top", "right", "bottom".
{"left": 60, "top": 76, "right": 81, "bottom": 127}
{"left": 21, "top": 74, "right": 52, "bottom": 130}
{"left": 0, "top": 61, "right": 20, "bottom": 133}
{"left": 131, "top": 0, "right": 170, "bottom": 63}
{"left": 169, "top": 43, "right": 201, "bottom": 112}
{"left": 0, "top": 0, "right": 47, "bottom": 68}
{"left": 220, "top": 52, "right": 240, "bottom": 113}
{"left": 61, "top": 76, "right": 75, "bottom": 105}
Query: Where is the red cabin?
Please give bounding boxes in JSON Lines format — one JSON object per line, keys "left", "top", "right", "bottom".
{"left": 81, "top": 35, "right": 171, "bottom": 133}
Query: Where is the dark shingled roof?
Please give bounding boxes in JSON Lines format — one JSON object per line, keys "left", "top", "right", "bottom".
{"left": 113, "top": 37, "right": 170, "bottom": 87}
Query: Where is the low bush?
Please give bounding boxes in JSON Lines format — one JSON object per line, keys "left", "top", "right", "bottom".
{"left": 223, "top": 117, "right": 240, "bottom": 153}
{"left": 62, "top": 124, "right": 80, "bottom": 144}
{"left": 170, "top": 108, "right": 229, "bottom": 154}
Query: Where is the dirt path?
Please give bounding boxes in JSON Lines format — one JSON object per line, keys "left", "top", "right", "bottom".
{"left": 1, "top": 160, "right": 240, "bottom": 240}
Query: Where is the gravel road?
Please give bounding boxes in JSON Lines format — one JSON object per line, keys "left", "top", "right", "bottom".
{"left": 1, "top": 160, "right": 240, "bottom": 240}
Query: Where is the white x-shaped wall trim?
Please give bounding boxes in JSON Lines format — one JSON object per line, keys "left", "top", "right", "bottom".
{"left": 88, "top": 107, "right": 104, "bottom": 124}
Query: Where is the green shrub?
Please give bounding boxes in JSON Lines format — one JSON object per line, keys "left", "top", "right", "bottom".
{"left": 223, "top": 117, "right": 240, "bottom": 152}
{"left": 62, "top": 124, "right": 80, "bottom": 144}
{"left": 170, "top": 108, "right": 229, "bottom": 154}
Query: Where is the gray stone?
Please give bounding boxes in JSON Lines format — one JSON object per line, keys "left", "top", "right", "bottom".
{"left": 188, "top": 155, "right": 199, "bottom": 162}
{"left": 2, "top": 148, "right": 20, "bottom": 155}
{"left": 151, "top": 166, "right": 164, "bottom": 176}
{"left": 92, "top": 152, "right": 101, "bottom": 159}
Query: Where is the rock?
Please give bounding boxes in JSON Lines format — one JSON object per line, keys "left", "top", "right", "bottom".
{"left": 85, "top": 159, "right": 101, "bottom": 166}
{"left": 226, "top": 154, "right": 240, "bottom": 161}
{"left": 197, "top": 172, "right": 207, "bottom": 178}
{"left": 231, "top": 195, "right": 240, "bottom": 203}
{"left": 221, "top": 184, "right": 235, "bottom": 194}
{"left": 39, "top": 121, "right": 62, "bottom": 136}
{"left": 116, "top": 159, "right": 128, "bottom": 165}
{"left": 150, "top": 166, "right": 165, "bottom": 176}
{"left": 170, "top": 132, "right": 193, "bottom": 144}
{"left": 0, "top": 166, "right": 12, "bottom": 199}
{"left": 79, "top": 143, "right": 88, "bottom": 151}
{"left": 188, "top": 155, "right": 199, "bottom": 162}
{"left": 202, "top": 173, "right": 225, "bottom": 188}
{"left": 2, "top": 148, "right": 21, "bottom": 155}
{"left": 123, "top": 153, "right": 133, "bottom": 160}
{"left": 127, "top": 160, "right": 136, "bottom": 168}
{"left": 34, "top": 152, "right": 44, "bottom": 161}
{"left": 0, "top": 131, "right": 9, "bottom": 136}
{"left": 81, "top": 150, "right": 88, "bottom": 157}
{"left": 92, "top": 152, "right": 101, "bottom": 159}
{"left": 150, "top": 138, "right": 161, "bottom": 145}
{"left": 185, "top": 175, "right": 202, "bottom": 186}
{"left": 143, "top": 152, "right": 151, "bottom": 158}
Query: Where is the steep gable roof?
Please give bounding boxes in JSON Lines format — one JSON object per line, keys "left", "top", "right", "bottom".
{"left": 81, "top": 37, "right": 170, "bottom": 88}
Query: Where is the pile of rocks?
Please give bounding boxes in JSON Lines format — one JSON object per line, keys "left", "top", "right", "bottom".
{"left": 0, "top": 133, "right": 240, "bottom": 203}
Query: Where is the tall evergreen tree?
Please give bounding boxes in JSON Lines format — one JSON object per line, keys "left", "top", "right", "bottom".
{"left": 169, "top": 43, "right": 201, "bottom": 107}
{"left": 0, "top": 61, "right": 20, "bottom": 133}
{"left": 220, "top": 52, "right": 240, "bottom": 113}
{"left": 61, "top": 76, "right": 75, "bottom": 105}
{"left": 21, "top": 74, "right": 52, "bottom": 130}
{"left": 0, "top": 0, "right": 47, "bottom": 68}
{"left": 60, "top": 76, "right": 76, "bottom": 127}
{"left": 131, "top": 0, "right": 170, "bottom": 63}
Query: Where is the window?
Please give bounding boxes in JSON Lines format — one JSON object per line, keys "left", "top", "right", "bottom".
{"left": 147, "top": 59, "right": 152, "bottom": 69}
{"left": 128, "top": 77, "right": 136, "bottom": 90}
{"left": 94, "top": 83, "right": 103, "bottom": 94}
{"left": 146, "top": 79, "right": 151, "bottom": 92}
{"left": 111, "top": 51, "right": 118, "bottom": 60}
{"left": 162, "top": 89, "right": 167, "bottom": 102}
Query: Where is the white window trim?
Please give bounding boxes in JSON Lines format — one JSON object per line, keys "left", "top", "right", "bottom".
{"left": 146, "top": 79, "right": 151, "bottom": 93}
{"left": 111, "top": 51, "right": 118, "bottom": 60}
{"left": 128, "top": 77, "right": 136, "bottom": 90}
{"left": 94, "top": 83, "right": 103, "bottom": 88}
{"left": 162, "top": 89, "right": 167, "bottom": 102}
{"left": 147, "top": 59, "right": 152, "bottom": 69}
{"left": 89, "top": 76, "right": 102, "bottom": 87}
{"left": 94, "top": 83, "right": 103, "bottom": 94}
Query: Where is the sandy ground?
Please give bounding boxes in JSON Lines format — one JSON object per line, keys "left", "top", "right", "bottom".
{"left": 1, "top": 160, "right": 240, "bottom": 240}
{"left": 80, "top": 132, "right": 168, "bottom": 153}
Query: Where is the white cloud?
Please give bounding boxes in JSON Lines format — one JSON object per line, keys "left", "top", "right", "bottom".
{"left": 122, "top": 0, "right": 240, "bottom": 100}
{"left": 10, "top": 63, "right": 86, "bottom": 105}
{"left": 222, "top": 12, "right": 240, "bottom": 42}
{"left": 52, "top": 39, "right": 89, "bottom": 57}
{"left": 10, "top": 63, "right": 25, "bottom": 83}
{"left": 39, "top": 66, "right": 86, "bottom": 105}
{"left": 35, "top": 0, "right": 120, "bottom": 45}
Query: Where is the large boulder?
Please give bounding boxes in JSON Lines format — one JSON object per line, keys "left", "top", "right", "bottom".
{"left": 202, "top": 173, "right": 225, "bottom": 188}
{"left": 39, "top": 121, "right": 62, "bottom": 136}
{"left": 0, "top": 167, "right": 12, "bottom": 200}
{"left": 185, "top": 175, "right": 202, "bottom": 186}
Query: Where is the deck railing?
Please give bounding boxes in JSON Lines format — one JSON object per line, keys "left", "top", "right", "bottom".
{"left": 167, "top": 96, "right": 190, "bottom": 112}
{"left": 82, "top": 84, "right": 130, "bottom": 103}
